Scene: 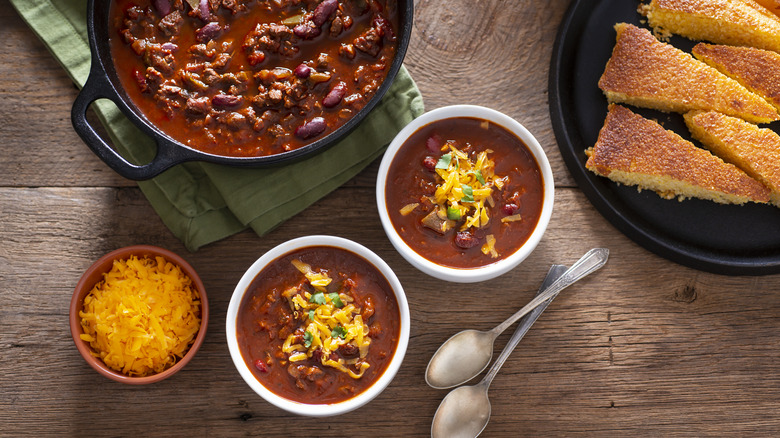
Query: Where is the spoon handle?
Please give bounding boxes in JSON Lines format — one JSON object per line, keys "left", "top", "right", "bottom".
{"left": 492, "top": 248, "right": 609, "bottom": 336}
{"left": 481, "top": 264, "right": 567, "bottom": 385}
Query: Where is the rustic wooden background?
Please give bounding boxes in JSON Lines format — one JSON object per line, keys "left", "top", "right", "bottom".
{"left": 3, "top": 0, "right": 780, "bottom": 436}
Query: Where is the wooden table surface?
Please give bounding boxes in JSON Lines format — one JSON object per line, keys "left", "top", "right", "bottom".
{"left": 3, "top": 0, "right": 780, "bottom": 436}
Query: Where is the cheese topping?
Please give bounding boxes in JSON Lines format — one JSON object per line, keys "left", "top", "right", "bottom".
{"left": 431, "top": 142, "right": 506, "bottom": 258}
{"left": 79, "top": 255, "right": 201, "bottom": 376}
{"left": 282, "top": 260, "right": 371, "bottom": 379}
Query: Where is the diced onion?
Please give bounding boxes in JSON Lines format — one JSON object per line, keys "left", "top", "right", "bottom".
{"left": 501, "top": 213, "right": 523, "bottom": 223}
{"left": 399, "top": 203, "right": 419, "bottom": 216}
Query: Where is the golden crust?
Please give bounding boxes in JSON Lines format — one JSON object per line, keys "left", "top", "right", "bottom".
{"left": 644, "top": 0, "right": 780, "bottom": 52}
{"left": 586, "top": 104, "right": 770, "bottom": 204}
{"left": 692, "top": 43, "right": 780, "bottom": 112}
{"left": 598, "top": 23, "right": 779, "bottom": 124}
{"left": 754, "top": 0, "right": 780, "bottom": 16}
{"left": 685, "top": 110, "right": 780, "bottom": 205}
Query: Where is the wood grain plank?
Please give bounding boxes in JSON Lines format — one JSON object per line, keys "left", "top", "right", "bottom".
{"left": 0, "top": 1, "right": 133, "bottom": 188}
{"left": 6, "top": 0, "right": 780, "bottom": 435}
{"left": 404, "top": 0, "right": 575, "bottom": 188}
{"left": 3, "top": 186, "right": 780, "bottom": 435}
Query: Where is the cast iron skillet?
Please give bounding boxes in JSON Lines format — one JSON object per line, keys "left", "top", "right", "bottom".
{"left": 72, "top": 0, "right": 413, "bottom": 180}
{"left": 549, "top": 0, "right": 780, "bottom": 275}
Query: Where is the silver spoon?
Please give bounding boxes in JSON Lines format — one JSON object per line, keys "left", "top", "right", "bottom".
{"left": 430, "top": 248, "right": 609, "bottom": 438}
{"left": 425, "top": 248, "right": 610, "bottom": 389}
{"left": 428, "top": 265, "right": 564, "bottom": 438}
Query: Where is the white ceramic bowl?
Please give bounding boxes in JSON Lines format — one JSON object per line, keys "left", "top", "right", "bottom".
{"left": 376, "top": 105, "right": 555, "bottom": 283}
{"left": 226, "top": 235, "right": 410, "bottom": 417}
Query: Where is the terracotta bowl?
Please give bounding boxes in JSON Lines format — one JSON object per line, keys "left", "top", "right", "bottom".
{"left": 69, "top": 245, "right": 208, "bottom": 384}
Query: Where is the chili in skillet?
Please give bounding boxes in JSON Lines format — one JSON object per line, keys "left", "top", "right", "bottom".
{"left": 110, "top": 0, "right": 398, "bottom": 157}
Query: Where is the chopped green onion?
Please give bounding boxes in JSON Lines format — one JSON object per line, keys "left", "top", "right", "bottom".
{"left": 447, "top": 207, "right": 462, "bottom": 220}
{"left": 435, "top": 153, "right": 452, "bottom": 169}
{"left": 475, "top": 170, "right": 485, "bottom": 185}
{"left": 461, "top": 184, "right": 475, "bottom": 203}
{"left": 309, "top": 292, "right": 326, "bottom": 305}
{"left": 331, "top": 326, "right": 347, "bottom": 339}
{"left": 328, "top": 293, "right": 344, "bottom": 308}
{"left": 308, "top": 310, "right": 315, "bottom": 320}
{"left": 304, "top": 331, "right": 313, "bottom": 348}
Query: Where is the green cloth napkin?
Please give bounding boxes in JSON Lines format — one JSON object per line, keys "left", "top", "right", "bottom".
{"left": 10, "top": 0, "right": 424, "bottom": 251}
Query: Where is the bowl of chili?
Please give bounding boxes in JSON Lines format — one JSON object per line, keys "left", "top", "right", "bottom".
{"left": 226, "top": 235, "right": 410, "bottom": 416}
{"left": 69, "top": 245, "right": 208, "bottom": 384}
{"left": 71, "top": 0, "right": 413, "bottom": 180}
{"left": 376, "top": 105, "right": 555, "bottom": 283}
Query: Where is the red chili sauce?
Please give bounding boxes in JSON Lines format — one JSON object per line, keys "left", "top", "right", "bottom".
{"left": 385, "top": 117, "right": 545, "bottom": 268}
{"left": 109, "top": 0, "right": 398, "bottom": 157}
{"left": 236, "top": 246, "right": 400, "bottom": 404}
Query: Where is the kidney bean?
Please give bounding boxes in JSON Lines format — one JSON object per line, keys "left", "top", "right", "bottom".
{"left": 313, "top": 0, "right": 339, "bottom": 26}
{"left": 502, "top": 203, "right": 519, "bottom": 215}
{"left": 196, "top": 22, "right": 222, "bottom": 42}
{"left": 374, "top": 15, "right": 395, "bottom": 41}
{"left": 295, "top": 117, "right": 327, "bottom": 139}
{"left": 455, "top": 231, "right": 481, "bottom": 249}
{"left": 198, "top": 0, "right": 210, "bottom": 21}
{"left": 152, "top": 0, "right": 171, "bottom": 16}
{"left": 211, "top": 94, "right": 243, "bottom": 109}
{"left": 294, "top": 63, "right": 312, "bottom": 78}
{"left": 426, "top": 134, "right": 443, "bottom": 153}
{"left": 254, "top": 359, "right": 268, "bottom": 373}
{"left": 322, "top": 81, "right": 347, "bottom": 108}
{"left": 132, "top": 69, "right": 148, "bottom": 93}
{"left": 293, "top": 22, "right": 321, "bottom": 39}
{"left": 160, "top": 42, "right": 178, "bottom": 52}
{"left": 422, "top": 156, "right": 437, "bottom": 171}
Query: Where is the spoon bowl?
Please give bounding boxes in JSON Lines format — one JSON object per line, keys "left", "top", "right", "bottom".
{"left": 431, "top": 382, "right": 492, "bottom": 438}
{"left": 425, "top": 330, "right": 496, "bottom": 389}
{"left": 429, "top": 249, "right": 610, "bottom": 438}
{"left": 426, "top": 248, "right": 609, "bottom": 390}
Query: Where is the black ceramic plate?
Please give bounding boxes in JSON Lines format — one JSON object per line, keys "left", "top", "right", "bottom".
{"left": 549, "top": 0, "right": 780, "bottom": 275}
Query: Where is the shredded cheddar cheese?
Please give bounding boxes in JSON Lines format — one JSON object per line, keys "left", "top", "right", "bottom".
{"left": 481, "top": 234, "right": 498, "bottom": 258}
{"left": 79, "top": 255, "right": 201, "bottom": 377}
{"left": 283, "top": 260, "right": 371, "bottom": 379}
{"left": 434, "top": 143, "right": 499, "bottom": 230}
{"left": 429, "top": 142, "right": 508, "bottom": 258}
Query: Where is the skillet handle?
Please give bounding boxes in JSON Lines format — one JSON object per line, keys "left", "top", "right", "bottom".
{"left": 71, "top": 73, "right": 185, "bottom": 181}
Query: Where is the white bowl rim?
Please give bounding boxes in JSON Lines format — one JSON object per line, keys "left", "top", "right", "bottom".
{"left": 225, "top": 235, "right": 410, "bottom": 417}
{"left": 375, "top": 104, "right": 555, "bottom": 283}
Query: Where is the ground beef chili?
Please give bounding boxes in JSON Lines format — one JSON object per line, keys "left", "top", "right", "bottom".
{"left": 385, "top": 117, "right": 545, "bottom": 268}
{"left": 236, "top": 246, "right": 400, "bottom": 404}
{"left": 110, "top": 0, "right": 398, "bottom": 157}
